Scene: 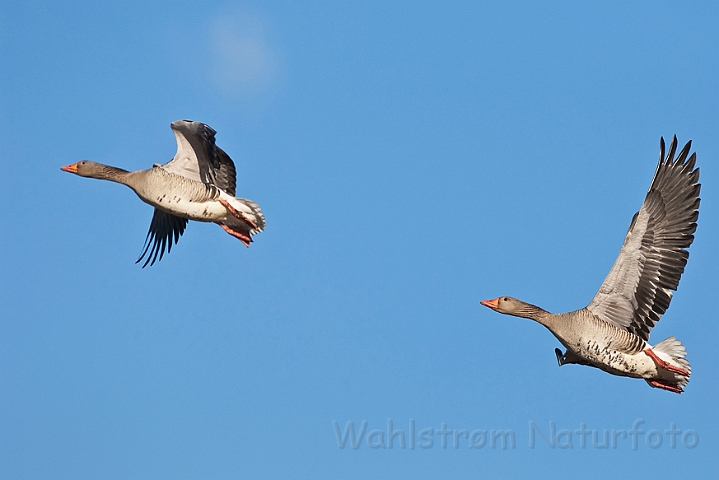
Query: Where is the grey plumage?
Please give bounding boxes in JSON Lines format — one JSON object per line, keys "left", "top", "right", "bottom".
{"left": 136, "top": 165, "right": 225, "bottom": 267}
{"left": 61, "top": 120, "right": 265, "bottom": 267}
{"left": 481, "top": 136, "right": 700, "bottom": 393}
{"left": 587, "top": 136, "right": 700, "bottom": 341}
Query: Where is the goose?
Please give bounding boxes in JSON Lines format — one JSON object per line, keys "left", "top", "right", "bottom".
{"left": 481, "top": 136, "right": 700, "bottom": 393}
{"left": 61, "top": 120, "right": 265, "bottom": 267}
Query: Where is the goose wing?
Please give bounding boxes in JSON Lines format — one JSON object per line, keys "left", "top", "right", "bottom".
{"left": 136, "top": 209, "right": 188, "bottom": 268}
{"left": 161, "top": 120, "right": 237, "bottom": 195}
{"left": 586, "top": 136, "right": 700, "bottom": 341}
{"left": 214, "top": 146, "right": 236, "bottom": 196}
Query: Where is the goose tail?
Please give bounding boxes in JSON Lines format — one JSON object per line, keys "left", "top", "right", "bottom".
{"left": 645, "top": 336, "right": 691, "bottom": 391}
{"left": 225, "top": 197, "right": 265, "bottom": 235}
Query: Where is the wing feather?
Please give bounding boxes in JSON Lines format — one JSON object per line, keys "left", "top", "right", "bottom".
{"left": 215, "top": 147, "right": 237, "bottom": 196}
{"left": 136, "top": 209, "right": 189, "bottom": 268}
{"left": 586, "top": 136, "right": 700, "bottom": 341}
{"left": 160, "top": 120, "right": 237, "bottom": 194}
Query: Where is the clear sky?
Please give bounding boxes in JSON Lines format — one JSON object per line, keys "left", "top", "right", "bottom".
{"left": 1, "top": 1, "right": 718, "bottom": 478}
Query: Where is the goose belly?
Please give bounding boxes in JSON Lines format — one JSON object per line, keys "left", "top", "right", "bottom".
{"left": 564, "top": 337, "right": 658, "bottom": 379}
{"left": 134, "top": 188, "right": 227, "bottom": 222}
{"left": 132, "top": 177, "right": 258, "bottom": 226}
{"left": 158, "top": 198, "right": 228, "bottom": 222}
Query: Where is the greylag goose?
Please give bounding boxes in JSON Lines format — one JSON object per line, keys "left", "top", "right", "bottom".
{"left": 481, "top": 136, "right": 700, "bottom": 393}
{"left": 61, "top": 120, "right": 265, "bottom": 267}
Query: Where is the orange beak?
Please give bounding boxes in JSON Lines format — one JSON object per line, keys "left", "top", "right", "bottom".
{"left": 480, "top": 298, "right": 499, "bottom": 309}
{"left": 61, "top": 163, "right": 78, "bottom": 174}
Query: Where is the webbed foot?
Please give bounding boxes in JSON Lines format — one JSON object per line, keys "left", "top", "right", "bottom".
{"left": 218, "top": 223, "right": 252, "bottom": 247}
{"left": 648, "top": 379, "right": 683, "bottom": 394}
{"left": 219, "top": 199, "right": 258, "bottom": 230}
{"left": 644, "top": 348, "right": 690, "bottom": 376}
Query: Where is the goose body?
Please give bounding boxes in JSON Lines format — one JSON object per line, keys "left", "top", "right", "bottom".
{"left": 128, "top": 166, "right": 258, "bottom": 225}
{"left": 62, "top": 120, "right": 265, "bottom": 266}
{"left": 481, "top": 136, "right": 699, "bottom": 393}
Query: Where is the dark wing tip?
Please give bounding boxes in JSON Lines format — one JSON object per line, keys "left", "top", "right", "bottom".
{"left": 659, "top": 137, "right": 665, "bottom": 162}
{"left": 666, "top": 135, "right": 678, "bottom": 164}
{"left": 136, "top": 210, "right": 188, "bottom": 268}
{"left": 215, "top": 147, "right": 237, "bottom": 196}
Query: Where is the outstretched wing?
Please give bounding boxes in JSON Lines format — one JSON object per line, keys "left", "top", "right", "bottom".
{"left": 161, "top": 120, "right": 237, "bottom": 194}
{"left": 586, "top": 136, "right": 700, "bottom": 341}
{"left": 136, "top": 209, "right": 189, "bottom": 268}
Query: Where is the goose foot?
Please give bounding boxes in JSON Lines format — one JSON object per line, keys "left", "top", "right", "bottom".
{"left": 219, "top": 199, "right": 258, "bottom": 230}
{"left": 218, "top": 223, "right": 252, "bottom": 247}
{"left": 643, "top": 348, "right": 689, "bottom": 376}
{"left": 648, "top": 379, "right": 683, "bottom": 394}
{"left": 553, "top": 348, "right": 591, "bottom": 367}
{"left": 555, "top": 348, "right": 566, "bottom": 367}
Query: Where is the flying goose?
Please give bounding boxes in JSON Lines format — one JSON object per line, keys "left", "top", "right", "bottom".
{"left": 61, "top": 120, "right": 265, "bottom": 267}
{"left": 481, "top": 136, "right": 700, "bottom": 393}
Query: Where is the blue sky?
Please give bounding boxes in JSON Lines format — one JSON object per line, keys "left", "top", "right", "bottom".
{"left": 1, "top": 1, "right": 718, "bottom": 478}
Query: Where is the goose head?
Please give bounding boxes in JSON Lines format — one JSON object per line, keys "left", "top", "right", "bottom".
{"left": 481, "top": 296, "right": 550, "bottom": 322}
{"left": 480, "top": 296, "right": 525, "bottom": 315}
{"left": 61, "top": 160, "right": 105, "bottom": 177}
{"left": 479, "top": 297, "right": 554, "bottom": 325}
